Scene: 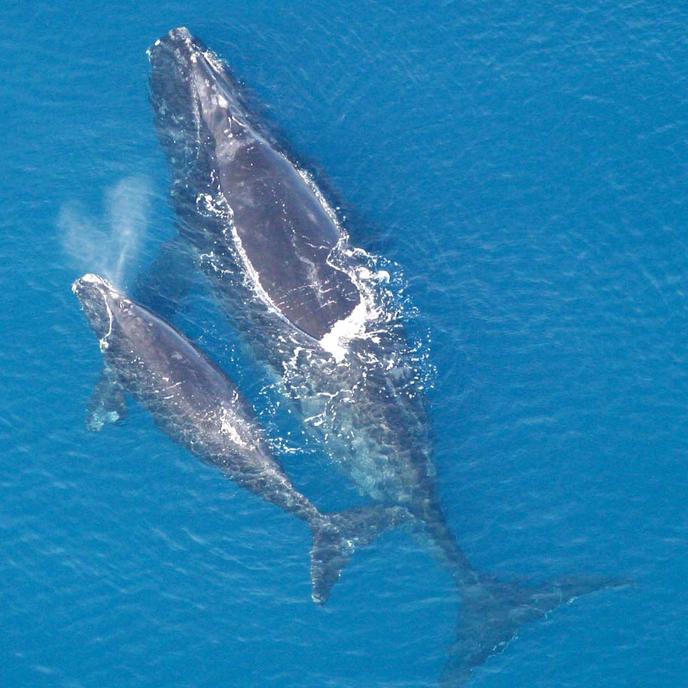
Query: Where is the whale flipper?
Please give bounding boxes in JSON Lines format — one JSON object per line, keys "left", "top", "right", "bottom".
{"left": 310, "top": 506, "right": 409, "bottom": 604}
{"left": 86, "top": 367, "right": 127, "bottom": 431}
{"left": 442, "top": 575, "right": 630, "bottom": 686}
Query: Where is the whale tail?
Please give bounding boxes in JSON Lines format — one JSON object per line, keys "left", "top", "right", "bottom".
{"left": 310, "top": 506, "right": 409, "bottom": 604}
{"left": 441, "top": 575, "right": 630, "bottom": 686}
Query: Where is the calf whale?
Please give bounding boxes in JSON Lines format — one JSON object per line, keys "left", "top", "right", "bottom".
{"left": 73, "top": 273, "right": 407, "bottom": 603}
{"left": 93, "top": 28, "right": 623, "bottom": 684}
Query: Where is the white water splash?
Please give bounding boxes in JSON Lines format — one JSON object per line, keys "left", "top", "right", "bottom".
{"left": 58, "top": 175, "right": 152, "bottom": 287}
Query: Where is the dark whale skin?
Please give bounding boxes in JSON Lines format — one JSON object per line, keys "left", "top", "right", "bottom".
{"left": 73, "top": 273, "right": 407, "bottom": 604}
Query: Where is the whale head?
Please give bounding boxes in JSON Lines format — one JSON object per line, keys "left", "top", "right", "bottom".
{"left": 72, "top": 273, "right": 124, "bottom": 347}
{"left": 147, "top": 28, "right": 203, "bottom": 154}
{"left": 147, "top": 27, "right": 251, "bottom": 171}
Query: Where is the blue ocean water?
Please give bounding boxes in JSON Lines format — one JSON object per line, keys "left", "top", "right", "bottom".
{"left": 2, "top": 1, "right": 687, "bottom": 686}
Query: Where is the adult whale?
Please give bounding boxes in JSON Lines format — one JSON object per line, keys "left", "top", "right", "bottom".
{"left": 73, "top": 273, "right": 407, "bottom": 603}
{"left": 94, "top": 28, "right": 621, "bottom": 685}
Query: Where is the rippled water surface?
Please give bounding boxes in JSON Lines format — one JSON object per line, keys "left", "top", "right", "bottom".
{"left": 2, "top": 1, "right": 687, "bottom": 686}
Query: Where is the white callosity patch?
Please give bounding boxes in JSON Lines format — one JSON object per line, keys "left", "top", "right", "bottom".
{"left": 77, "top": 273, "right": 110, "bottom": 286}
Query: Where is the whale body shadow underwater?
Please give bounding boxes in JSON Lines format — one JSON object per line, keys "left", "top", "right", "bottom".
{"left": 73, "top": 27, "right": 627, "bottom": 687}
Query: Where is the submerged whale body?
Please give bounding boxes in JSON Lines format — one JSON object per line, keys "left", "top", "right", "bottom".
{"left": 90, "top": 28, "right": 623, "bottom": 685}
{"left": 73, "top": 273, "right": 407, "bottom": 603}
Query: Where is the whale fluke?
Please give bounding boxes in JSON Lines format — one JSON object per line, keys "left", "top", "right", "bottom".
{"left": 310, "top": 506, "right": 410, "bottom": 604}
{"left": 442, "top": 575, "right": 631, "bottom": 686}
